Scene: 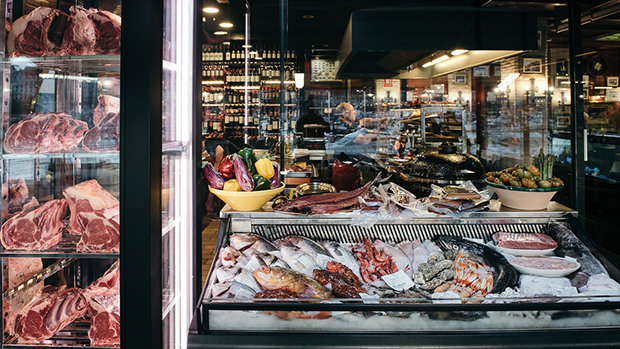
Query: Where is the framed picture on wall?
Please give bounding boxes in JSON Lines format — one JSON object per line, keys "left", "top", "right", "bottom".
{"left": 473, "top": 66, "right": 489, "bottom": 77}
{"left": 494, "top": 66, "right": 501, "bottom": 77}
{"left": 454, "top": 73, "right": 468, "bottom": 85}
{"left": 523, "top": 58, "right": 543, "bottom": 74}
{"left": 607, "top": 76, "right": 619, "bottom": 87}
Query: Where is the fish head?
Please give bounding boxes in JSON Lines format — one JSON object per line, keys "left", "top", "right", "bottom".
{"left": 433, "top": 235, "right": 462, "bottom": 253}
{"left": 253, "top": 266, "right": 293, "bottom": 289}
{"left": 229, "top": 233, "right": 257, "bottom": 251}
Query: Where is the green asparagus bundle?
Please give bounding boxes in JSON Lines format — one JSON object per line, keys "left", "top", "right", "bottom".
{"left": 532, "top": 149, "right": 556, "bottom": 180}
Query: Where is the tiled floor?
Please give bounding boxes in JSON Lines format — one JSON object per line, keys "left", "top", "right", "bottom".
{"left": 201, "top": 219, "right": 220, "bottom": 285}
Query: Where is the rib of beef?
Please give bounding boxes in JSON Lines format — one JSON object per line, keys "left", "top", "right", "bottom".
{"left": 62, "top": 180, "right": 119, "bottom": 235}
{"left": 14, "top": 286, "right": 87, "bottom": 343}
{"left": 3, "top": 113, "right": 88, "bottom": 153}
{"left": 7, "top": 7, "right": 68, "bottom": 56}
{"left": 88, "top": 10, "right": 121, "bottom": 55}
{"left": 92, "top": 95, "right": 120, "bottom": 126}
{"left": 84, "top": 261, "right": 120, "bottom": 346}
{"left": 82, "top": 112, "right": 119, "bottom": 152}
{"left": 60, "top": 6, "right": 97, "bottom": 56}
{"left": 76, "top": 212, "right": 119, "bottom": 253}
{"left": 0, "top": 199, "right": 67, "bottom": 250}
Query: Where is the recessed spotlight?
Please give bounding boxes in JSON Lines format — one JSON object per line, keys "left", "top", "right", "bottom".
{"left": 219, "top": 22, "right": 234, "bottom": 28}
{"left": 255, "top": 56, "right": 263, "bottom": 60}
{"left": 451, "top": 49, "right": 468, "bottom": 56}
{"left": 223, "top": 41, "right": 230, "bottom": 45}
{"left": 242, "top": 44, "right": 252, "bottom": 48}
{"left": 203, "top": 7, "right": 219, "bottom": 14}
{"left": 214, "top": 31, "right": 228, "bottom": 36}
{"left": 302, "top": 14, "right": 314, "bottom": 19}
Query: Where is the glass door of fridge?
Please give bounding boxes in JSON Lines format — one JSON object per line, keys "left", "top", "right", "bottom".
{"left": 162, "top": 0, "right": 195, "bottom": 347}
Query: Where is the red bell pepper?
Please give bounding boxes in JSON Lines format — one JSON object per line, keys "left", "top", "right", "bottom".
{"left": 218, "top": 155, "right": 234, "bottom": 179}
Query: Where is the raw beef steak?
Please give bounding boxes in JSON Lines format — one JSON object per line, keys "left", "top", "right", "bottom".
{"left": 84, "top": 290, "right": 120, "bottom": 346}
{"left": 1, "top": 199, "right": 67, "bottom": 250}
{"left": 63, "top": 180, "right": 119, "bottom": 235}
{"left": 3, "top": 113, "right": 88, "bottom": 153}
{"left": 7, "top": 7, "right": 68, "bottom": 56}
{"left": 82, "top": 112, "right": 119, "bottom": 152}
{"left": 84, "top": 261, "right": 120, "bottom": 346}
{"left": 60, "top": 6, "right": 97, "bottom": 56}
{"left": 92, "top": 95, "right": 120, "bottom": 126}
{"left": 14, "top": 286, "right": 87, "bottom": 342}
{"left": 88, "top": 10, "right": 121, "bottom": 54}
{"left": 3, "top": 258, "right": 43, "bottom": 335}
{"left": 76, "top": 212, "right": 119, "bottom": 253}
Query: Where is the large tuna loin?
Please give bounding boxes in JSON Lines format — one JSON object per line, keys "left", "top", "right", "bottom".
{"left": 88, "top": 10, "right": 121, "bottom": 54}
{"left": 1, "top": 199, "right": 67, "bottom": 250}
{"left": 76, "top": 211, "right": 119, "bottom": 253}
{"left": 60, "top": 6, "right": 97, "bottom": 55}
{"left": 7, "top": 7, "right": 69, "bottom": 56}
{"left": 3, "top": 113, "right": 88, "bottom": 153}
{"left": 82, "top": 112, "right": 119, "bottom": 152}
{"left": 63, "top": 180, "right": 119, "bottom": 235}
{"left": 92, "top": 95, "right": 120, "bottom": 126}
{"left": 14, "top": 286, "right": 87, "bottom": 342}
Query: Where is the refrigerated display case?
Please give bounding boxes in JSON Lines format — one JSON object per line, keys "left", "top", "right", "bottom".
{"left": 189, "top": 207, "right": 620, "bottom": 348}
{"left": 0, "top": 0, "right": 199, "bottom": 348}
{"left": 0, "top": 3, "right": 122, "bottom": 347}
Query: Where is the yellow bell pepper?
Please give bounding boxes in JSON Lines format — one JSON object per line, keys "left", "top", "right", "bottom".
{"left": 254, "top": 158, "right": 274, "bottom": 179}
{"left": 223, "top": 179, "right": 242, "bottom": 191}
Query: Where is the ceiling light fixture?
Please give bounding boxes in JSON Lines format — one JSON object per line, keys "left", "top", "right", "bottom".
{"left": 451, "top": 49, "right": 468, "bottom": 56}
{"left": 302, "top": 14, "right": 314, "bottom": 19}
{"left": 422, "top": 55, "right": 450, "bottom": 68}
{"left": 242, "top": 44, "right": 252, "bottom": 48}
{"left": 203, "top": 7, "right": 219, "bottom": 14}
{"left": 213, "top": 31, "right": 228, "bottom": 35}
{"left": 219, "top": 22, "right": 234, "bottom": 28}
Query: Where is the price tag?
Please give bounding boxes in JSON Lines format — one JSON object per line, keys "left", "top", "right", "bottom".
{"left": 359, "top": 293, "right": 380, "bottom": 304}
{"left": 381, "top": 270, "right": 414, "bottom": 291}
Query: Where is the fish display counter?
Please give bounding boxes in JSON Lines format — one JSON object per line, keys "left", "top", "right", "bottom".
{"left": 188, "top": 205, "right": 620, "bottom": 348}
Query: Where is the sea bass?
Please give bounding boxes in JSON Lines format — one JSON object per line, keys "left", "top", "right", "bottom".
{"left": 229, "top": 233, "right": 277, "bottom": 255}
{"left": 253, "top": 266, "right": 332, "bottom": 298}
{"left": 210, "top": 281, "right": 256, "bottom": 298}
{"left": 283, "top": 236, "right": 330, "bottom": 259}
{"left": 279, "top": 245, "right": 320, "bottom": 276}
{"left": 433, "top": 235, "right": 518, "bottom": 294}
{"left": 322, "top": 241, "right": 361, "bottom": 278}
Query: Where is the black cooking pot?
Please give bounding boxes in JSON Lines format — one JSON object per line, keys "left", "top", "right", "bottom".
{"left": 402, "top": 142, "right": 485, "bottom": 195}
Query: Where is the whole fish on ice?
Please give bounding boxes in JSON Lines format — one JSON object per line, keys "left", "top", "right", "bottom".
{"left": 253, "top": 266, "right": 332, "bottom": 298}
{"left": 229, "top": 233, "right": 277, "bottom": 255}
{"left": 279, "top": 246, "right": 320, "bottom": 276}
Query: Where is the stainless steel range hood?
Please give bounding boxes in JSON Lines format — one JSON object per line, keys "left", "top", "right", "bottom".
{"left": 336, "top": 6, "right": 538, "bottom": 79}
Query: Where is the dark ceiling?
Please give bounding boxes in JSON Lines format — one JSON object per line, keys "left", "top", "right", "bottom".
{"left": 201, "top": 0, "right": 620, "bottom": 53}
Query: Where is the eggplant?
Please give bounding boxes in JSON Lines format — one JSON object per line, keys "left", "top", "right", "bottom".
{"left": 203, "top": 163, "right": 225, "bottom": 189}
{"left": 233, "top": 155, "right": 255, "bottom": 191}
{"left": 270, "top": 163, "right": 280, "bottom": 189}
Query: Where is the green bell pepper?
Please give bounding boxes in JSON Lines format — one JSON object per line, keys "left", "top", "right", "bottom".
{"left": 253, "top": 174, "right": 271, "bottom": 191}
{"left": 238, "top": 148, "right": 257, "bottom": 175}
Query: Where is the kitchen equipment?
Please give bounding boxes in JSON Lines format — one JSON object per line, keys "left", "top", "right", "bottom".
{"left": 403, "top": 142, "right": 485, "bottom": 195}
{"left": 290, "top": 182, "right": 336, "bottom": 198}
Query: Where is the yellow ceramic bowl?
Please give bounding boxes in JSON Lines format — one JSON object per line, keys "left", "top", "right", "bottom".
{"left": 209, "top": 184, "right": 285, "bottom": 211}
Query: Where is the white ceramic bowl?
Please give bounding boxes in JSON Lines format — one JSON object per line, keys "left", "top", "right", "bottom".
{"left": 486, "top": 180, "right": 562, "bottom": 210}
